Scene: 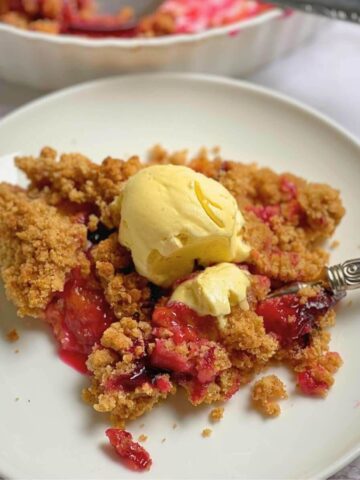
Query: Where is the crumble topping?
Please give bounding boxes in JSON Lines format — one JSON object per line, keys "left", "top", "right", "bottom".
{"left": 252, "top": 375, "right": 288, "bottom": 417}
{"left": 202, "top": 428, "right": 212, "bottom": 438}
{"left": 84, "top": 316, "right": 175, "bottom": 428}
{"left": 16, "top": 148, "right": 142, "bottom": 228}
{"left": 0, "top": 182, "right": 88, "bottom": 317}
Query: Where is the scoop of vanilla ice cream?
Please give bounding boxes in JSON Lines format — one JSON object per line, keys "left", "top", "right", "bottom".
{"left": 116, "top": 164, "right": 250, "bottom": 287}
{"left": 170, "top": 263, "right": 250, "bottom": 317}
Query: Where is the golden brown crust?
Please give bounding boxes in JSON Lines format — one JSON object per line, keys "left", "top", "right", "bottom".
{"left": 29, "top": 19, "right": 59, "bottom": 33}
{"left": 221, "top": 308, "right": 279, "bottom": 373}
{"left": 221, "top": 163, "right": 343, "bottom": 282}
{"left": 0, "top": 182, "right": 87, "bottom": 317}
{"left": 91, "top": 233, "right": 132, "bottom": 280}
{"left": 0, "top": 11, "right": 28, "bottom": 28}
{"left": 16, "top": 148, "right": 142, "bottom": 227}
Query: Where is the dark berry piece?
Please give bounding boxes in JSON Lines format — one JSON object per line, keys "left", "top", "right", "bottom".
{"left": 87, "top": 223, "right": 116, "bottom": 244}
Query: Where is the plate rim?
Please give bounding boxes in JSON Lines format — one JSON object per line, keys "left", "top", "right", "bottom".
{"left": 0, "top": 72, "right": 359, "bottom": 154}
{"left": 0, "top": 72, "right": 359, "bottom": 480}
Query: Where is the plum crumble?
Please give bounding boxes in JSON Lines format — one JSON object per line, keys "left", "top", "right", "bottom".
{"left": 0, "top": 0, "right": 273, "bottom": 38}
{"left": 0, "top": 146, "right": 345, "bottom": 472}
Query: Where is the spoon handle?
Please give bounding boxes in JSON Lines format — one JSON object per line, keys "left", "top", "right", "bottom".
{"left": 267, "top": 258, "right": 360, "bottom": 299}
{"left": 272, "top": 0, "right": 360, "bottom": 23}
{"left": 326, "top": 258, "right": 360, "bottom": 294}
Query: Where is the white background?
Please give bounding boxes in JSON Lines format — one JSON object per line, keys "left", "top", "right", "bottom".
{"left": 0, "top": 18, "right": 359, "bottom": 479}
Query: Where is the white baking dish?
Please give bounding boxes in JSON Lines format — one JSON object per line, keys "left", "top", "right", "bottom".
{"left": 0, "top": 10, "right": 327, "bottom": 90}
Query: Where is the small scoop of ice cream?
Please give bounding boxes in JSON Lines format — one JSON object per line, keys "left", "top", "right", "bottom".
{"left": 170, "top": 263, "right": 250, "bottom": 317}
{"left": 116, "top": 164, "right": 250, "bottom": 287}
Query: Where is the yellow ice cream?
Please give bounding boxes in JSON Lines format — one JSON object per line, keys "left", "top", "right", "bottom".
{"left": 116, "top": 164, "right": 250, "bottom": 287}
{"left": 170, "top": 263, "right": 250, "bottom": 317}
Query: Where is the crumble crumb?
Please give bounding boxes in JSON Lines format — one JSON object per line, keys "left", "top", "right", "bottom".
{"left": 15, "top": 397, "right": 19, "bottom": 402}
{"left": 209, "top": 407, "right": 224, "bottom": 422}
{"left": 347, "top": 300, "right": 353, "bottom": 308}
{"left": 6, "top": 328, "right": 19, "bottom": 342}
{"left": 161, "top": 438, "right": 166, "bottom": 443}
{"left": 202, "top": 428, "right": 212, "bottom": 438}
{"left": 138, "top": 434, "right": 148, "bottom": 443}
{"left": 252, "top": 375, "right": 288, "bottom": 417}
{"left": 14, "top": 349, "right": 19, "bottom": 354}
{"left": 330, "top": 240, "right": 340, "bottom": 249}
{"left": 172, "top": 423, "right": 177, "bottom": 429}
{"left": 140, "top": 423, "right": 145, "bottom": 428}
{"left": 212, "top": 146, "right": 221, "bottom": 155}
{"left": 299, "top": 285, "right": 322, "bottom": 301}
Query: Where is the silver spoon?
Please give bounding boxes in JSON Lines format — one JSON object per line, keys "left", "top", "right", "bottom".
{"left": 268, "top": 258, "right": 360, "bottom": 298}
{"left": 96, "top": 0, "right": 161, "bottom": 15}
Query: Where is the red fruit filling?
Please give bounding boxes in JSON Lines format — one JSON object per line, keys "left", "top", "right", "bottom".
{"left": 195, "top": 346, "right": 216, "bottom": 383}
{"left": 152, "top": 303, "right": 200, "bottom": 344}
{"left": 154, "top": 375, "right": 173, "bottom": 393}
{"left": 56, "top": 200, "right": 95, "bottom": 225}
{"left": 247, "top": 204, "right": 280, "bottom": 224}
{"left": 106, "top": 429, "right": 152, "bottom": 472}
{"left": 63, "top": 17, "right": 138, "bottom": 37}
{"left": 150, "top": 303, "right": 230, "bottom": 403}
{"left": 45, "top": 268, "right": 116, "bottom": 370}
{"left": 297, "top": 368, "right": 329, "bottom": 397}
{"left": 187, "top": 379, "right": 209, "bottom": 404}
{"left": 60, "top": 1, "right": 138, "bottom": 38}
{"left": 280, "top": 176, "right": 298, "bottom": 199}
{"left": 58, "top": 349, "right": 89, "bottom": 374}
{"left": 105, "top": 361, "right": 172, "bottom": 394}
{"left": 150, "top": 339, "right": 192, "bottom": 373}
{"left": 152, "top": 302, "right": 216, "bottom": 344}
{"left": 256, "top": 290, "right": 338, "bottom": 347}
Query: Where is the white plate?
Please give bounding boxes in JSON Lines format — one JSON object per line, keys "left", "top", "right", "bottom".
{"left": 0, "top": 11, "right": 326, "bottom": 90}
{"left": 0, "top": 74, "right": 359, "bottom": 480}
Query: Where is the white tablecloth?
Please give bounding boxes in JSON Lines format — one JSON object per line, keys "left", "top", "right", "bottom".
{"left": 0, "top": 18, "right": 359, "bottom": 480}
